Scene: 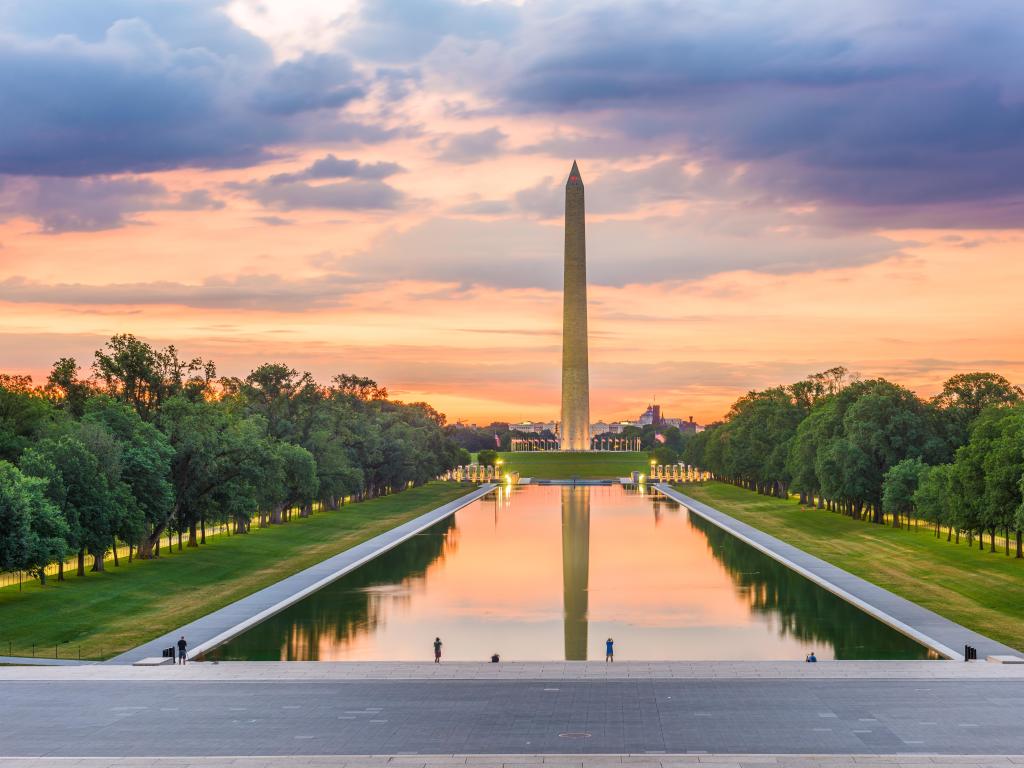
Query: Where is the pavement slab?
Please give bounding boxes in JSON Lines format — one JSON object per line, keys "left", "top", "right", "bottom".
{"left": 2, "top": 679, "right": 1024, "bottom": 757}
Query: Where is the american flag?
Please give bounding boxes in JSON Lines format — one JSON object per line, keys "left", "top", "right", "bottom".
{"left": 654, "top": 433, "right": 666, "bottom": 444}
{"left": 494, "top": 433, "right": 501, "bottom": 447}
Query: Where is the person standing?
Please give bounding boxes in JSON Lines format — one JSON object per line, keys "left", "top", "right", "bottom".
{"left": 605, "top": 637, "right": 614, "bottom": 662}
{"left": 433, "top": 637, "right": 442, "bottom": 663}
{"left": 177, "top": 636, "right": 188, "bottom": 665}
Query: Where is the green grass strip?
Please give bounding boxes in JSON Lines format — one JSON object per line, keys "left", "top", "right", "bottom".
{"left": 496, "top": 451, "right": 650, "bottom": 479}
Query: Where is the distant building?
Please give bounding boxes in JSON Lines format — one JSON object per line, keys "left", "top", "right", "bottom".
{"left": 639, "top": 404, "right": 663, "bottom": 426}
{"left": 510, "top": 420, "right": 557, "bottom": 434}
{"left": 663, "top": 416, "right": 698, "bottom": 434}
{"left": 608, "top": 420, "right": 637, "bottom": 434}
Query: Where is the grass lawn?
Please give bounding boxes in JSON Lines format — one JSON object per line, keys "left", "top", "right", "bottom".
{"left": 0, "top": 482, "right": 475, "bottom": 661}
{"left": 678, "top": 481, "right": 1024, "bottom": 651}
{"left": 498, "top": 451, "right": 650, "bottom": 479}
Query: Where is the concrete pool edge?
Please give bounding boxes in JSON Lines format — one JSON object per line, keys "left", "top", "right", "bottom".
{"left": 5, "top": 758, "right": 1024, "bottom": 768}
{"left": 656, "top": 483, "right": 1020, "bottom": 661}
{"left": 8, "top": 659, "right": 1024, "bottom": 680}
{"left": 109, "top": 484, "right": 496, "bottom": 665}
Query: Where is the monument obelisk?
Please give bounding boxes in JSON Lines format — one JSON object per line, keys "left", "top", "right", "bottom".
{"left": 559, "top": 161, "right": 591, "bottom": 451}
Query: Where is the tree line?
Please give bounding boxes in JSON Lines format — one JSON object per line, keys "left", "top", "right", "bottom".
{"left": 681, "top": 368, "right": 1024, "bottom": 556}
{"left": 0, "top": 334, "right": 465, "bottom": 584}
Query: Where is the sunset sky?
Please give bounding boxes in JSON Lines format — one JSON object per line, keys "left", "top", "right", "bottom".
{"left": 2, "top": 0, "right": 1022, "bottom": 425}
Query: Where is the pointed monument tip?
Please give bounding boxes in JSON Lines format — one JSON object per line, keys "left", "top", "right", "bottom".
{"left": 566, "top": 159, "right": 583, "bottom": 187}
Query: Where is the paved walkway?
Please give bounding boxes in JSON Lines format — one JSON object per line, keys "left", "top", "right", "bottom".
{"left": 4, "top": 660, "right": 1024, "bottom": 681}
{"left": 109, "top": 485, "right": 495, "bottom": 665}
{"left": 4, "top": 757, "right": 1024, "bottom": 768}
{"left": 656, "top": 485, "right": 1020, "bottom": 661}
{"left": 4, "top": 677, "right": 1024, "bottom": 755}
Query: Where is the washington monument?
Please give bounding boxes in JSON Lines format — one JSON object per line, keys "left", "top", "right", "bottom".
{"left": 560, "top": 160, "right": 591, "bottom": 451}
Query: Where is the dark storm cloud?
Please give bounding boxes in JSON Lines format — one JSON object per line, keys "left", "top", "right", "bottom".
{"left": 0, "top": 2, "right": 375, "bottom": 176}
{"left": 231, "top": 179, "right": 403, "bottom": 211}
{"left": 250, "top": 53, "right": 365, "bottom": 115}
{"left": 340, "top": 0, "right": 520, "bottom": 63}
{"left": 483, "top": 0, "right": 1024, "bottom": 225}
{"left": 0, "top": 175, "right": 223, "bottom": 233}
{"left": 227, "top": 156, "right": 405, "bottom": 211}
{"left": 267, "top": 155, "right": 404, "bottom": 184}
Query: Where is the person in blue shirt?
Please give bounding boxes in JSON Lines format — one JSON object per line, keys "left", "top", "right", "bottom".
{"left": 805, "top": 651, "right": 817, "bottom": 662}
{"left": 605, "top": 637, "right": 614, "bottom": 662}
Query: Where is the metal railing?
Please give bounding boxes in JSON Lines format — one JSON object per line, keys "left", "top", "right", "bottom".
{"left": 2, "top": 519, "right": 239, "bottom": 590}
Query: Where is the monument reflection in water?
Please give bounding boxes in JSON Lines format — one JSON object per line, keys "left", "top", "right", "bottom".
{"left": 562, "top": 486, "right": 590, "bottom": 660}
{"left": 206, "top": 485, "right": 934, "bottom": 662}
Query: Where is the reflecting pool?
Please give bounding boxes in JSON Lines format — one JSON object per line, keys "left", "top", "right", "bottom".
{"left": 206, "top": 484, "right": 934, "bottom": 661}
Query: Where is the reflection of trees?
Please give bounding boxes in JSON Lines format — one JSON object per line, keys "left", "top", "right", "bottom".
{"left": 210, "top": 517, "right": 457, "bottom": 660}
{"left": 651, "top": 494, "right": 681, "bottom": 524}
{"left": 687, "top": 513, "right": 932, "bottom": 660}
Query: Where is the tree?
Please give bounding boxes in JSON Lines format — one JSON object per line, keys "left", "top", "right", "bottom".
{"left": 233, "top": 363, "right": 319, "bottom": 443}
{"left": 0, "top": 461, "right": 69, "bottom": 585}
{"left": 477, "top": 449, "right": 498, "bottom": 466}
{"left": 661, "top": 426, "right": 686, "bottom": 453}
{"left": 20, "top": 435, "right": 122, "bottom": 576}
{"left": 45, "top": 357, "right": 92, "bottom": 418}
{"left": 0, "top": 340, "right": 468, "bottom": 581}
{"left": 787, "top": 405, "right": 834, "bottom": 507}
{"left": 948, "top": 406, "right": 1024, "bottom": 552}
{"left": 915, "top": 463, "right": 954, "bottom": 539}
{"left": 154, "top": 395, "right": 272, "bottom": 551}
{"left": 332, "top": 374, "right": 387, "bottom": 401}
{"left": 882, "top": 457, "right": 926, "bottom": 528}
{"left": 281, "top": 442, "right": 319, "bottom": 517}
{"left": 92, "top": 334, "right": 162, "bottom": 418}
{"left": 829, "top": 380, "right": 944, "bottom": 522}
{"left": 650, "top": 445, "right": 679, "bottom": 466}
{"left": 93, "top": 334, "right": 214, "bottom": 419}
{"left": 933, "top": 372, "right": 1022, "bottom": 449}
{"left": 977, "top": 407, "right": 1024, "bottom": 555}
{"left": 789, "top": 366, "right": 852, "bottom": 411}
{"left": 0, "top": 378, "right": 53, "bottom": 463}
{"left": 83, "top": 397, "right": 173, "bottom": 558}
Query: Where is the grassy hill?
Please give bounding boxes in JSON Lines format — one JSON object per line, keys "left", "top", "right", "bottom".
{"left": 497, "top": 451, "right": 649, "bottom": 479}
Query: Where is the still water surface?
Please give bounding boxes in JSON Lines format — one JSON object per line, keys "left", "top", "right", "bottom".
{"left": 207, "top": 484, "right": 933, "bottom": 661}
